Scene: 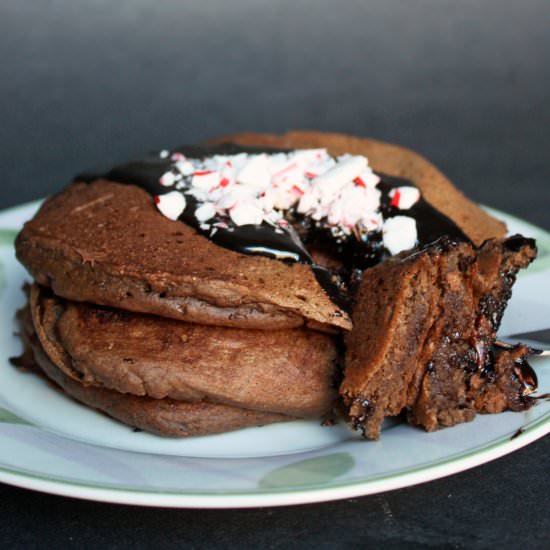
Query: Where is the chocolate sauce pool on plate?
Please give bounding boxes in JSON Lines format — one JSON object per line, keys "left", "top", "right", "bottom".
{"left": 77, "top": 143, "right": 467, "bottom": 310}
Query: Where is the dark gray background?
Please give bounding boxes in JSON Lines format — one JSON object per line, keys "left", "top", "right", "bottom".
{"left": 0, "top": 1, "right": 548, "bottom": 548}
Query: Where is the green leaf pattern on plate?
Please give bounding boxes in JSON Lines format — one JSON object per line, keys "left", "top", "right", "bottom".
{"left": 259, "top": 453, "right": 355, "bottom": 489}
{"left": 0, "top": 229, "right": 18, "bottom": 298}
{"left": 0, "top": 407, "right": 32, "bottom": 426}
{"left": 0, "top": 260, "right": 4, "bottom": 297}
{"left": 533, "top": 232, "right": 550, "bottom": 272}
{"left": 0, "top": 229, "right": 18, "bottom": 247}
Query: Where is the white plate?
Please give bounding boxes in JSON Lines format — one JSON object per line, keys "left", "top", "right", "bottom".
{"left": 0, "top": 201, "right": 548, "bottom": 508}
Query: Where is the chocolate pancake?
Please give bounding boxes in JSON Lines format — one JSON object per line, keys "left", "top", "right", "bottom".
{"left": 340, "top": 235, "right": 537, "bottom": 439}
{"left": 16, "top": 309, "right": 292, "bottom": 437}
{"left": 28, "top": 284, "right": 338, "bottom": 417}
{"left": 15, "top": 132, "right": 506, "bottom": 330}
{"left": 16, "top": 181, "right": 350, "bottom": 331}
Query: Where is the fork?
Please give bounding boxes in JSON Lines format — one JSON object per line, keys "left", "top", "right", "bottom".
{"left": 497, "top": 328, "right": 550, "bottom": 357}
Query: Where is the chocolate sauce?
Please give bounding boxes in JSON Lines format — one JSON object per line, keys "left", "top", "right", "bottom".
{"left": 77, "top": 143, "right": 468, "bottom": 310}
{"left": 516, "top": 359, "right": 538, "bottom": 396}
{"left": 180, "top": 193, "right": 313, "bottom": 263}
{"left": 379, "top": 176, "right": 467, "bottom": 246}
{"left": 492, "top": 341, "right": 539, "bottom": 396}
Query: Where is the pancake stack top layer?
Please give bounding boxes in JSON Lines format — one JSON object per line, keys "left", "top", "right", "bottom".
{"left": 13, "top": 131, "right": 539, "bottom": 439}
{"left": 16, "top": 132, "right": 505, "bottom": 332}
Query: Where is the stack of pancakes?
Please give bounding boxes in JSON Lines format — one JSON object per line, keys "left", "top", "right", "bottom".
{"left": 14, "top": 132, "right": 538, "bottom": 438}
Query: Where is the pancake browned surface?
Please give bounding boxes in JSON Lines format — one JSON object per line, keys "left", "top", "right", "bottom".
{"left": 16, "top": 305, "right": 293, "bottom": 437}
{"left": 340, "top": 236, "right": 537, "bottom": 439}
{"left": 28, "top": 284, "right": 338, "bottom": 417}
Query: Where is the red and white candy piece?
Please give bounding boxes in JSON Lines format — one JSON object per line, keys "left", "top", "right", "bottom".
{"left": 388, "top": 186, "right": 420, "bottom": 210}
{"left": 296, "top": 184, "right": 322, "bottom": 216}
{"left": 353, "top": 170, "right": 380, "bottom": 189}
{"left": 192, "top": 170, "right": 219, "bottom": 190}
{"left": 229, "top": 199, "right": 264, "bottom": 226}
{"left": 382, "top": 216, "right": 418, "bottom": 255}
{"left": 155, "top": 191, "right": 187, "bottom": 220}
{"left": 312, "top": 156, "right": 368, "bottom": 201}
{"left": 292, "top": 149, "right": 327, "bottom": 168}
{"left": 159, "top": 171, "right": 178, "bottom": 187}
{"left": 194, "top": 202, "right": 216, "bottom": 223}
{"left": 218, "top": 161, "right": 234, "bottom": 188}
{"left": 216, "top": 187, "right": 250, "bottom": 210}
{"left": 237, "top": 154, "right": 271, "bottom": 190}
{"left": 359, "top": 212, "right": 383, "bottom": 232}
{"left": 339, "top": 185, "right": 381, "bottom": 229}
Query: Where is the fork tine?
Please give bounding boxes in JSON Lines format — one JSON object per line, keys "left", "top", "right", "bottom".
{"left": 495, "top": 340, "right": 550, "bottom": 357}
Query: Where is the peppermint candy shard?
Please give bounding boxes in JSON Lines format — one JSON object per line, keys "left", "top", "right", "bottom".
{"left": 195, "top": 203, "right": 216, "bottom": 223}
{"left": 389, "top": 186, "right": 421, "bottom": 210}
{"left": 159, "top": 171, "right": 177, "bottom": 187}
{"left": 155, "top": 191, "right": 187, "bottom": 221}
{"left": 382, "top": 216, "right": 418, "bottom": 255}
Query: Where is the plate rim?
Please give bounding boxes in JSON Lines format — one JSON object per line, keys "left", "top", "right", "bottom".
{"left": 0, "top": 414, "right": 546, "bottom": 508}
{"left": 0, "top": 199, "right": 549, "bottom": 508}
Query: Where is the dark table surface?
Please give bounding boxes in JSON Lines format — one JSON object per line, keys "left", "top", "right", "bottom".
{"left": 0, "top": 1, "right": 548, "bottom": 548}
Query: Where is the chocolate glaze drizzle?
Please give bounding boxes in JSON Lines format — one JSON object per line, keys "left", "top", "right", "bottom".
{"left": 77, "top": 143, "right": 468, "bottom": 310}
{"left": 492, "top": 341, "right": 539, "bottom": 397}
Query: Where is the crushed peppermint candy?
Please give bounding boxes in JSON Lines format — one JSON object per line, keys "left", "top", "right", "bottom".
{"left": 154, "top": 149, "right": 422, "bottom": 255}
{"left": 388, "top": 186, "right": 421, "bottom": 210}
{"left": 155, "top": 191, "right": 186, "bottom": 221}
{"left": 382, "top": 216, "right": 418, "bottom": 255}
